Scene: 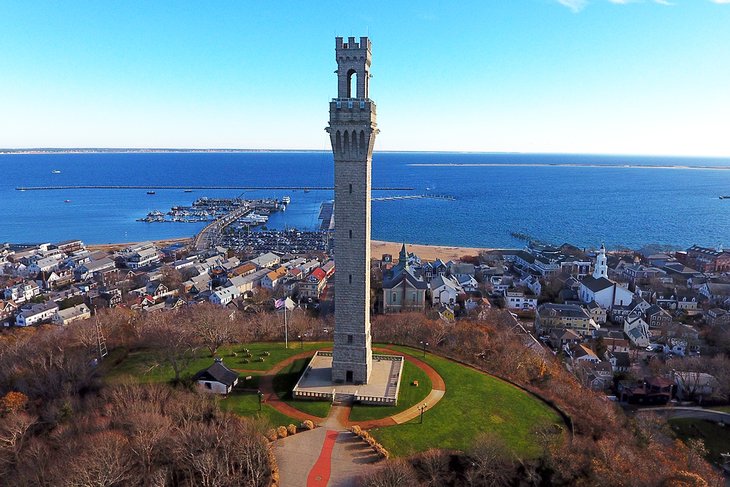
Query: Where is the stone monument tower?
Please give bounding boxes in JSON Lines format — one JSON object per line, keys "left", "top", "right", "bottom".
{"left": 326, "top": 36, "right": 378, "bottom": 384}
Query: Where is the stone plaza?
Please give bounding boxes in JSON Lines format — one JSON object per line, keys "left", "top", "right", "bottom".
{"left": 292, "top": 351, "right": 403, "bottom": 405}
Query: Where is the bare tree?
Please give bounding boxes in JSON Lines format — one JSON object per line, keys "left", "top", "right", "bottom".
{"left": 465, "top": 433, "right": 515, "bottom": 487}
{"left": 186, "top": 304, "right": 234, "bottom": 357}
{"left": 143, "top": 312, "right": 199, "bottom": 383}
{"left": 360, "top": 459, "right": 420, "bottom": 487}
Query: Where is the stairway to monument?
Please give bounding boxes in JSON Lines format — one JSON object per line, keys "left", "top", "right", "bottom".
{"left": 332, "top": 392, "right": 355, "bottom": 407}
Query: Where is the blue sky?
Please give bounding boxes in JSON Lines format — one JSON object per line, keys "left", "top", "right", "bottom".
{"left": 1, "top": 0, "right": 728, "bottom": 156}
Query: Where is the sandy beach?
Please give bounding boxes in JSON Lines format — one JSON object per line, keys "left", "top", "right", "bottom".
{"left": 372, "top": 240, "right": 491, "bottom": 262}
{"left": 87, "top": 237, "right": 491, "bottom": 262}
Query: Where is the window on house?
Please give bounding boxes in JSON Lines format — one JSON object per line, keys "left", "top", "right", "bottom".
{"left": 349, "top": 229, "right": 352, "bottom": 239}
{"left": 349, "top": 183, "right": 353, "bottom": 193}
{"left": 349, "top": 274, "right": 352, "bottom": 284}
{"left": 347, "top": 334, "right": 353, "bottom": 344}
{"left": 205, "top": 382, "right": 212, "bottom": 390}
{"left": 392, "top": 292, "right": 397, "bottom": 301}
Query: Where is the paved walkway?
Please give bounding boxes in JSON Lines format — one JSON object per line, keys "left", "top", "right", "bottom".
{"left": 274, "top": 404, "right": 381, "bottom": 487}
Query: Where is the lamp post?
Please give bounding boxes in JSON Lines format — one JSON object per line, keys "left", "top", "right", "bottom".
{"left": 257, "top": 390, "right": 263, "bottom": 411}
{"left": 419, "top": 340, "right": 429, "bottom": 358}
{"left": 418, "top": 403, "right": 428, "bottom": 424}
{"left": 298, "top": 334, "right": 303, "bottom": 349}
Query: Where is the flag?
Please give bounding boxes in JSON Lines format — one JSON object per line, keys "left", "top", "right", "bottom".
{"left": 274, "top": 298, "right": 285, "bottom": 310}
{"left": 285, "top": 297, "right": 296, "bottom": 311}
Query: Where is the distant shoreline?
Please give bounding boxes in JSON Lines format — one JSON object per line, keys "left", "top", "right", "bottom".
{"left": 1, "top": 149, "right": 729, "bottom": 160}
{"left": 409, "top": 163, "right": 730, "bottom": 170}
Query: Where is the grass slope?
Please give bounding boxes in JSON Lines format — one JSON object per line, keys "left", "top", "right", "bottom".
{"left": 349, "top": 360, "right": 432, "bottom": 422}
{"left": 369, "top": 345, "right": 562, "bottom": 458}
{"left": 219, "top": 388, "right": 297, "bottom": 427}
{"left": 106, "top": 342, "right": 326, "bottom": 383}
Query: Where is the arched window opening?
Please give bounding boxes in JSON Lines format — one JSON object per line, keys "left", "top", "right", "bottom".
{"left": 347, "top": 69, "right": 357, "bottom": 98}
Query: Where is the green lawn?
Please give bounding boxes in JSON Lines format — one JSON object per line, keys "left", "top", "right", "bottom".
{"left": 272, "top": 357, "right": 331, "bottom": 418}
{"left": 368, "top": 345, "right": 563, "bottom": 458}
{"left": 670, "top": 418, "right": 730, "bottom": 464}
{"left": 348, "top": 360, "right": 432, "bottom": 422}
{"left": 219, "top": 386, "right": 298, "bottom": 427}
{"left": 106, "top": 342, "right": 328, "bottom": 383}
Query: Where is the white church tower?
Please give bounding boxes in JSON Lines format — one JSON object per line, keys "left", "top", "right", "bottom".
{"left": 593, "top": 244, "right": 608, "bottom": 279}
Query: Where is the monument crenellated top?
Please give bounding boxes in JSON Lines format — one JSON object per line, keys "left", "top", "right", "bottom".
{"left": 336, "top": 36, "right": 372, "bottom": 52}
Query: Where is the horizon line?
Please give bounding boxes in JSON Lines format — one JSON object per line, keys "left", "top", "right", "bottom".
{"left": 1, "top": 148, "right": 729, "bottom": 159}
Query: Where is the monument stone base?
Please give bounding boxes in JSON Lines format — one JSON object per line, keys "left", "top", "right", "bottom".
{"left": 292, "top": 351, "right": 403, "bottom": 406}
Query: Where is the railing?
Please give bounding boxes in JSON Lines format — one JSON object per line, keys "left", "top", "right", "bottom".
{"left": 293, "top": 389, "right": 334, "bottom": 401}
{"left": 355, "top": 394, "right": 397, "bottom": 406}
{"left": 372, "top": 354, "right": 403, "bottom": 362}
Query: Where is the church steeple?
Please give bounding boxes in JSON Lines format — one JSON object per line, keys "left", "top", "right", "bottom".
{"left": 593, "top": 243, "right": 608, "bottom": 279}
{"left": 399, "top": 243, "right": 407, "bottom": 264}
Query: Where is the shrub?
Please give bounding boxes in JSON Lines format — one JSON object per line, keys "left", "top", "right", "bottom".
{"left": 266, "top": 428, "right": 278, "bottom": 442}
{"left": 300, "top": 420, "right": 315, "bottom": 430}
{"left": 287, "top": 424, "right": 297, "bottom": 435}
{"left": 276, "top": 426, "right": 288, "bottom": 438}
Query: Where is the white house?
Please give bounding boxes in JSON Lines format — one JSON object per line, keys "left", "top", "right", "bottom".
{"left": 210, "top": 286, "right": 240, "bottom": 306}
{"left": 624, "top": 314, "right": 650, "bottom": 347}
{"left": 248, "top": 252, "right": 281, "bottom": 270}
{"left": 193, "top": 359, "right": 239, "bottom": 394}
{"left": 53, "top": 303, "right": 91, "bottom": 325}
{"left": 430, "top": 275, "right": 461, "bottom": 306}
{"left": 503, "top": 289, "right": 538, "bottom": 311}
{"left": 117, "top": 242, "right": 160, "bottom": 269}
{"left": 579, "top": 245, "right": 633, "bottom": 310}
{"left": 569, "top": 344, "right": 601, "bottom": 364}
{"left": 16, "top": 301, "right": 59, "bottom": 326}
{"left": 4, "top": 281, "right": 41, "bottom": 304}
{"left": 27, "top": 256, "right": 62, "bottom": 275}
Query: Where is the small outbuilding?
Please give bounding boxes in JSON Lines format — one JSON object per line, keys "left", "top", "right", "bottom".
{"left": 193, "top": 358, "right": 239, "bottom": 395}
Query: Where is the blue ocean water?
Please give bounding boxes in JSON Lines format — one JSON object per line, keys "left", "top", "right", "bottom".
{"left": 1, "top": 152, "right": 729, "bottom": 249}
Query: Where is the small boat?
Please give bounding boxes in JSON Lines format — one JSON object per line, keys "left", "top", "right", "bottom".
{"left": 303, "top": 188, "right": 310, "bottom": 193}
{"left": 52, "top": 170, "right": 61, "bottom": 174}
{"left": 720, "top": 196, "right": 729, "bottom": 199}
{"left": 147, "top": 191, "right": 156, "bottom": 195}
{"left": 282, "top": 196, "right": 291, "bottom": 204}
{"left": 184, "top": 190, "right": 193, "bottom": 193}
{"left": 64, "top": 199, "right": 71, "bottom": 203}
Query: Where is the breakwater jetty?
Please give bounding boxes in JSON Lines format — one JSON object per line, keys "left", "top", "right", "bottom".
{"left": 15, "top": 185, "right": 414, "bottom": 191}
{"left": 372, "top": 194, "right": 455, "bottom": 202}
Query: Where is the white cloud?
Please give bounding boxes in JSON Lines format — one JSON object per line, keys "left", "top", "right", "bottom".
{"left": 710, "top": 0, "right": 730, "bottom": 3}
{"left": 558, "top": 0, "right": 588, "bottom": 12}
